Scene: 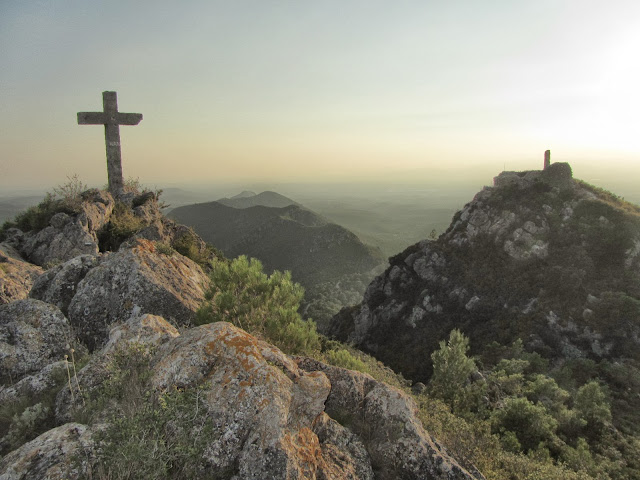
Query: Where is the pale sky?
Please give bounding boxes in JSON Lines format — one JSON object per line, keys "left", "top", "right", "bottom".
{"left": 1, "top": 0, "right": 640, "bottom": 197}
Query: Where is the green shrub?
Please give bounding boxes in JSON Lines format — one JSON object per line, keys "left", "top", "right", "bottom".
{"left": 0, "top": 364, "right": 67, "bottom": 456}
{"left": 97, "top": 202, "right": 145, "bottom": 252}
{"left": 429, "top": 329, "right": 477, "bottom": 412}
{"left": 491, "top": 397, "right": 558, "bottom": 453}
{"left": 196, "top": 255, "right": 320, "bottom": 355}
{"left": 324, "top": 349, "right": 367, "bottom": 372}
{"left": 171, "top": 228, "right": 218, "bottom": 268}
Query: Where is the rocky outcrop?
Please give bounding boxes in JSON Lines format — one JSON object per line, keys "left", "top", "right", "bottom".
{"left": 67, "top": 239, "right": 209, "bottom": 350}
{"left": 328, "top": 164, "right": 640, "bottom": 381}
{"left": 29, "top": 254, "right": 99, "bottom": 315}
{"left": 51, "top": 315, "right": 480, "bottom": 480}
{"left": 0, "top": 243, "right": 43, "bottom": 305}
{"left": 0, "top": 423, "right": 93, "bottom": 480}
{"left": 20, "top": 190, "right": 114, "bottom": 266}
{"left": 0, "top": 299, "right": 73, "bottom": 383}
{"left": 297, "top": 358, "right": 480, "bottom": 480}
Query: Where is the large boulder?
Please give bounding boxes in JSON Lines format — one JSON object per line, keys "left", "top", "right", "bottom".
{"left": 297, "top": 358, "right": 482, "bottom": 480}
{"left": 0, "top": 243, "right": 44, "bottom": 305}
{"left": 150, "top": 322, "right": 334, "bottom": 479}
{"left": 0, "top": 299, "right": 73, "bottom": 384}
{"left": 29, "top": 254, "right": 100, "bottom": 316}
{"left": 0, "top": 423, "right": 93, "bottom": 479}
{"left": 67, "top": 239, "right": 209, "bottom": 350}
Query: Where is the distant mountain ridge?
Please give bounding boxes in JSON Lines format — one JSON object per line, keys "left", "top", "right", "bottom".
{"left": 169, "top": 193, "right": 386, "bottom": 327}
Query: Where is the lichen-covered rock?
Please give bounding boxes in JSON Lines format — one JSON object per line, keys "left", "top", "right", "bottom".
{"left": 312, "top": 412, "right": 374, "bottom": 479}
{"left": 20, "top": 191, "right": 114, "bottom": 267}
{"left": 0, "top": 423, "right": 93, "bottom": 479}
{"left": 67, "top": 239, "right": 208, "bottom": 350}
{"left": 151, "top": 322, "right": 333, "bottom": 478}
{"left": 0, "top": 299, "right": 73, "bottom": 383}
{"left": 29, "top": 254, "right": 100, "bottom": 315}
{"left": 0, "top": 243, "right": 44, "bottom": 305}
{"left": 297, "top": 358, "right": 482, "bottom": 480}
{"left": 0, "top": 361, "right": 66, "bottom": 407}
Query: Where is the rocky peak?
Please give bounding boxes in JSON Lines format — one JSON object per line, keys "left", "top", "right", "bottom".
{"left": 329, "top": 163, "right": 640, "bottom": 382}
{"left": 0, "top": 185, "right": 483, "bottom": 479}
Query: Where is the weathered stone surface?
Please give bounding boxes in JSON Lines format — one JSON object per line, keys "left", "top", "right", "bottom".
{"left": 151, "top": 322, "right": 332, "bottom": 478}
{"left": 29, "top": 254, "right": 100, "bottom": 315}
{"left": 0, "top": 423, "right": 93, "bottom": 480}
{"left": 0, "top": 361, "right": 65, "bottom": 407}
{"left": 67, "top": 238, "right": 208, "bottom": 350}
{"left": 0, "top": 243, "right": 44, "bottom": 305}
{"left": 297, "top": 358, "right": 482, "bottom": 480}
{"left": 20, "top": 191, "right": 114, "bottom": 267}
{"left": 312, "top": 412, "right": 374, "bottom": 480}
{"left": 56, "top": 313, "right": 180, "bottom": 423}
{"left": 0, "top": 299, "right": 73, "bottom": 384}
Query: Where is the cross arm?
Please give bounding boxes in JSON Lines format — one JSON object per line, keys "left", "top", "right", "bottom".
{"left": 77, "top": 112, "right": 107, "bottom": 125}
{"left": 77, "top": 112, "right": 143, "bottom": 125}
{"left": 116, "top": 113, "right": 143, "bottom": 125}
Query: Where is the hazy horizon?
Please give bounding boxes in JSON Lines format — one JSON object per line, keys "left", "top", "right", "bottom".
{"left": 2, "top": 1, "right": 640, "bottom": 197}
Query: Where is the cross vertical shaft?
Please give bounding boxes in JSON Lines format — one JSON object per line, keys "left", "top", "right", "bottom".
{"left": 103, "top": 92, "right": 124, "bottom": 194}
{"left": 78, "top": 91, "right": 142, "bottom": 195}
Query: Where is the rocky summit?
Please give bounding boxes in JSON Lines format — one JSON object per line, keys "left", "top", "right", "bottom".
{"left": 0, "top": 186, "right": 480, "bottom": 479}
{"left": 329, "top": 163, "right": 640, "bottom": 433}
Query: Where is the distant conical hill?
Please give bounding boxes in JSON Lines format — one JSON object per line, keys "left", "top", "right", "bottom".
{"left": 217, "top": 190, "right": 300, "bottom": 209}
{"left": 169, "top": 196, "right": 386, "bottom": 328}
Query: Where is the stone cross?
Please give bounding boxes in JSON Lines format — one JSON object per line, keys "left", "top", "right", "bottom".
{"left": 544, "top": 149, "right": 551, "bottom": 169}
{"left": 77, "top": 91, "right": 142, "bottom": 194}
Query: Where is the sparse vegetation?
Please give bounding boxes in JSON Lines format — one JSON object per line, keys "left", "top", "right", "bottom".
{"left": 97, "top": 202, "right": 146, "bottom": 251}
{"left": 0, "top": 175, "right": 89, "bottom": 241}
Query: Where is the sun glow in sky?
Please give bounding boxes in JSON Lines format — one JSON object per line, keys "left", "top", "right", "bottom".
{"left": 1, "top": 0, "right": 640, "bottom": 197}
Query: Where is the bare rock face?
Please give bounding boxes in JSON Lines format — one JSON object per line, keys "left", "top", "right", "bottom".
{"left": 151, "top": 322, "right": 334, "bottom": 479}
{"left": 20, "top": 190, "right": 114, "bottom": 267}
{"left": 0, "top": 423, "right": 93, "bottom": 480}
{"left": 0, "top": 299, "right": 73, "bottom": 384}
{"left": 0, "top": 243, "right": 44, "bottom": 305}
{"left": 29, "top": 254, "right": 100, "bottom": 316}
{"left": 297, "top": 358, "right": 481, "bottom": 480}
{"left": 67, "top": 238, "right": 209, "bottom": 350}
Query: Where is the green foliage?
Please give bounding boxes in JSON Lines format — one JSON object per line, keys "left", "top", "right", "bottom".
{"left": 92, "top": 387, "right": 214, "bottom": 480}
{"left": 97, "top": 202, "right": 145, "bottom": 252}
{"left": 74, "top": 343, "right": 217, "bottom": 479}
{"left": 429, "top": 329, "right": 477, "bottom": 412}
{"left": 491, "top": 396, "right": 559, "bottom": 452}
{"left": 575, "top": 381, "right": 612, "bottom": 433}
{"left": 171, "top": 228, "right": 219, "bottom": 269}
{"left": 154, "top": 241, "right": 175, "bottom": 256}
{"left": 324, "top": 348, "right": 367, "bottom": 372}
{"left": 0, "top": 175, "right": 89, "bottom": 241}
{"left": 0, "top": 364, "right": 67, "bottom": 456}
{"left": 197, "top": 255, "right": 320, "bottom": 355}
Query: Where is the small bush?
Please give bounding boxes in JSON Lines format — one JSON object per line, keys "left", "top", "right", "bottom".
{"left": 196, "top": 255, "right": 320, "bottom": 355}
{"left": 324, "top": 348, "right": 367, "bottom": 372}
{"left": 171, "top": 228, "right": 218, "bottom": 268}
{"left": 97, "top": 202, "right": 145, "bottom": 252}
